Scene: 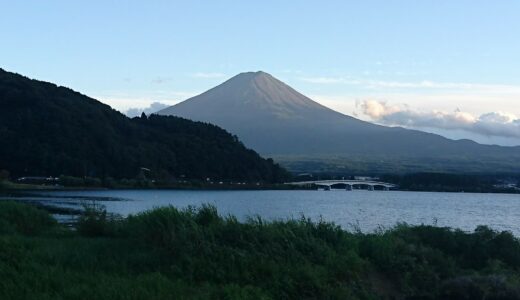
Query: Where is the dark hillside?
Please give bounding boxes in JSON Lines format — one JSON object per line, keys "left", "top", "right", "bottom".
{"left": 0, "top": 68, "right": 288, "bottom": 182}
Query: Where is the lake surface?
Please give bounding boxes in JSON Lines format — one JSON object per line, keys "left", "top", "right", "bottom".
{"left": 3, "top": 189, "right": 520, "bottom": 234}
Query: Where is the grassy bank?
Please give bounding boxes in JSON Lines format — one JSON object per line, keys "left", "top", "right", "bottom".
{"left": 1, "top": 202, "right": 520, "bottom": 299}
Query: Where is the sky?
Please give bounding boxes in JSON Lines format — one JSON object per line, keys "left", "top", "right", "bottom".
{"left": 1, "top": 1, "right": 520, "bottom": 145}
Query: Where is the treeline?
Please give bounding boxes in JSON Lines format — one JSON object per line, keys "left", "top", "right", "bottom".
{"left": 381, "top": 172, "right": 520, "bottom": 193}
{"left": 292, "top": 172, "right": 520, "bottom": 193}
{"left": 57, "top": 175, "right": 288, "bottom": 189}
{"left": 2, "top": 201, "right": 520, "bottom": 299}
{"left": 0, "top": 68, "right": 289, "bottom": 183}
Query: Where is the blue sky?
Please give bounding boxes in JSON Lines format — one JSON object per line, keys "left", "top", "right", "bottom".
{"left": 2, "top": 1, "right": 520, "bottom": 145}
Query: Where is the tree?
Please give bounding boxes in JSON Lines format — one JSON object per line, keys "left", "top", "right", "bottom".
{"left": 0, "top": 169, "right": 10, "bottom": 182}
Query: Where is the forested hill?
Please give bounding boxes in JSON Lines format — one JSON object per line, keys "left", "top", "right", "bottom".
{"left": 0, "top": 68, "right": 289, "bottom": 182}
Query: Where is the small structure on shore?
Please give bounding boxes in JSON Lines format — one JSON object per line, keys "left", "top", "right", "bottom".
{"left": 16, "top": 176, "right": 60, "bottom": 185}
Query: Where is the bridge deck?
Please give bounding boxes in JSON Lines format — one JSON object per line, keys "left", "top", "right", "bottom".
{"left": 285, "top": 180, "right": 397, "bottom": 188}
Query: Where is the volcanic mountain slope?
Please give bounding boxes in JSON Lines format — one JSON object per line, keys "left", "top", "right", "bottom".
{"left": 0, "top": 68, "right": 288, "bottom": 182}
{"left": 158, "top": 71, "right": 520, "bottom": 173}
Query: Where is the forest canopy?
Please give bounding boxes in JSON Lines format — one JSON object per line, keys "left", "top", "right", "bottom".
{"left": 0, "top": 68, "right": 289, "bottom": 183}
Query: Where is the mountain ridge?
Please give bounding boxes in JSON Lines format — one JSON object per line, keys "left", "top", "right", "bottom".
{"left": 159, "top": 71, "right": 520, "bottom": 173}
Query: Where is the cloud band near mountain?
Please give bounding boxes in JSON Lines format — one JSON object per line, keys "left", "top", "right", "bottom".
{"left": 359, "top": 100, "right": 520, "bottom": 138}
{"left": 125, "top": 102, "right": 170, "bottom": 118}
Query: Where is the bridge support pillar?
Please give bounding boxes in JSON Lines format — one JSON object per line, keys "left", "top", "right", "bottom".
{"left": 384, "top": 186, "right": 390, "bottom": 191}
{"left": 367, "top": 185, "right": 374, "bottom": 191}
{"left": 345, "top": 184, "right": 352, "bottom": 191}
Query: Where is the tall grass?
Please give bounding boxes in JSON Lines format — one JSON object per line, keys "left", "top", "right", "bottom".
{"left": 1, "top": 201, "right": 520, "bottom": 299}
{"left": 0, "top": 201, "right": 57, "bottom": 235}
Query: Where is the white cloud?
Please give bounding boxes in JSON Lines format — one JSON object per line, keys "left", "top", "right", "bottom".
{"left": 479, "top": 112, "right": 517, "bottom": 124}
{"left": 300, "top": 77, "right": 361, "bottom": 84}
{"left": 357, "top": 100, "right": 520, "bottom": 139}
{"left": 93, "top": 90, "right": 199, "bottom": 111}
{"left": 191, "top": 72, "right": 227, "bottom": 79}
{"left": 299, "top": 77, "right": 520, "bottom": 93}
{"left": 125, "top": 102, "right": 171, "bottom": 118}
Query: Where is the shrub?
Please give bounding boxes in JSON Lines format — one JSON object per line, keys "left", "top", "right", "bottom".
{"left": 76, "top": 202, "right": 119, "bottom": 237}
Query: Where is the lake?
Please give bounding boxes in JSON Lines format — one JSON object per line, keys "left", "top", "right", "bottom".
{"left": 3, "top": 189, "right": 520, "bottom": 235}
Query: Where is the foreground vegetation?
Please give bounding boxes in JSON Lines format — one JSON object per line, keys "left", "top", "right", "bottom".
{"left": 1, "top": 202, "right": 520, "bottom": 299}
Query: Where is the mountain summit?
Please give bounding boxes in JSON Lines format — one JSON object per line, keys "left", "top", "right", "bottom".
{"left": 160, "top": 71, "right": 346, "bottom": 122}
{"left": 158, "top": 72, "right": 520, "bottom": 173}
{"left": 158, "top": 71, "right": 369, "bottom": 153}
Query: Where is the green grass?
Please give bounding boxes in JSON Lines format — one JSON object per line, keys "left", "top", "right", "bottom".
{"left": 1, "top": 201, "right": 520, "bottom": 299}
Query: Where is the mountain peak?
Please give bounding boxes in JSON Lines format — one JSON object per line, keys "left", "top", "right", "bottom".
{"left": 228, "top": 70, "right": 275, "bottom": 85}
{"left": 159, "top": 71, "right": 335, "bottom": 122}
{"left": 236, "top": 70, "right": 270, "bottom": 77}
{"left": 156, "top": 70, "right": 520, "bottom": 171}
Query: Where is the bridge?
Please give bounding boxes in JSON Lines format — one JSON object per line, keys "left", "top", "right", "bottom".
{"left": 285, "top": 180, "right": 398, "bottom": 191}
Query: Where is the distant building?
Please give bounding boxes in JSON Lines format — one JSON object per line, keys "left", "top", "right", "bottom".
{"left": 296, "top": 173, "right": 314, "bottom": 181}
{"left": 16, "top": 176, "right": 59, "bottom": 185}
{"left": 354, "top": 176, "right": 379, "bottom": 181}
{"left": 493, "top": 183, "right": 519, "bottom": 190}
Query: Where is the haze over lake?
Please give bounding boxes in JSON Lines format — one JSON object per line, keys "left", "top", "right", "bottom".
{"left": 8, "top": 190, "right": 520, "bottom": 235}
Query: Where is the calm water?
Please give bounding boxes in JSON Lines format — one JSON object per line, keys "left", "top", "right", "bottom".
{"left": 4, "top": 189, "right": 520, "bottom": 234}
